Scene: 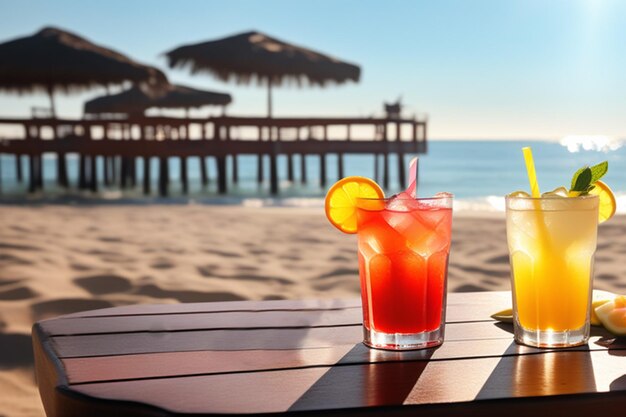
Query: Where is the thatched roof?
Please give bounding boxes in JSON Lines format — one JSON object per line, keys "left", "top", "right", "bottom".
{"left": 0, "top": 26, "right": 168, "bottom": 94}
{"left": 84, "top": 84, "right": 232, "bottom": 115}
{"left": 154, "top": 84, "right": 231, "bottom": 108}
{"left": 164, "top": 31, "right": 360, "bottom": 87}
{"left": 83, "top": 87, "right": 151, "bottom": 115}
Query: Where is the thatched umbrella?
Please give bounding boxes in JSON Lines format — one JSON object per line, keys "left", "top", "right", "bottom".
{"left": 154, "top": 84, "right": 231, "bottom": 111}
{"left": 164, "top": 30, "right": 360, "bottom": 117}
{"left": 84, "top": 86, "right": 151, "bottom": 116}
{"left": 0, "top": 26, "right": 168, "bottom": 117}
{"left": 84, "top": 84, "right": 232, "bottom": 116}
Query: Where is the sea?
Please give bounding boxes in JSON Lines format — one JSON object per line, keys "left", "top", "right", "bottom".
{"left": 1, "top": 138, "right": 625, "bottom": 213}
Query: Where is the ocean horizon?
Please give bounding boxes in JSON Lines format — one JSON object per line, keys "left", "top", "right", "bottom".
{"left": 1, "top": 139, "right": 625, "bottom": 212}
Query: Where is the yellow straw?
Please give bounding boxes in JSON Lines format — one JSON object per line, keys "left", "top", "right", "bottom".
{"left": 522, "top": 147, "right": 550, "bottom": 251}
{"left": 522, "top": 147, "right": 541, "bottom": 198}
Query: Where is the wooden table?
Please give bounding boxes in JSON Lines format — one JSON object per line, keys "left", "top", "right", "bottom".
{"left": 32, "top": 292, "right": 626, "bottom": 417}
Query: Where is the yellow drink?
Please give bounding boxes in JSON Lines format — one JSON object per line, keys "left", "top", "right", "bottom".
{"left": 506, "top": 195, "right": 599, "bottom": 347}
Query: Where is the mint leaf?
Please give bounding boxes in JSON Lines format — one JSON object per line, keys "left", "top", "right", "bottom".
{"left": 571, "top": 167, "right": 592, "bottom": 192}
{"left": 570, "top": 166, "right": 588, "bottom": 190}
{"left": 590, "top": 161, "right": 608, "bottom": 183}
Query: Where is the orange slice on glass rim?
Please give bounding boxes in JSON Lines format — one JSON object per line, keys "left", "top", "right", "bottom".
{"left": 324, "top": 176, "right": 384, "bottom": 234}
{"left": 589, "top": 180, "right": 616, "bottom": 224}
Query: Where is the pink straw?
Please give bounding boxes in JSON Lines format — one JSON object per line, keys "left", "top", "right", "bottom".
{"left": 406, "top": 156, "right": 419, "bottom": 197}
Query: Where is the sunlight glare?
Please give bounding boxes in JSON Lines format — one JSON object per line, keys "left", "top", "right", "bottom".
{"left": 560, "top": 135, "right": 623, "bottom": 153}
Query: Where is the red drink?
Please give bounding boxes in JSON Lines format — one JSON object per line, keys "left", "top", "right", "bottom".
{"left": 356, "top": 194, "right": 453, "bottom": 350}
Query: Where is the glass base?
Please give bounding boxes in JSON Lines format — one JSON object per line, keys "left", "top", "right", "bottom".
{"left": 514, "top": 324, "right": 589, "bottom": 348}
{"left": 363, "top": 325, "right": 444, "bottom": 351}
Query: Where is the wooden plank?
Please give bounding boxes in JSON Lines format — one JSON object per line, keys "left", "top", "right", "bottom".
{"left": 58, "top": 298, "right": 363, "bottom": 319}
{"left": 68, "top": 350, "right": 626, "bottom": 415}
{"left": 73, "top": 367, "right": 330, "bottom": 415}
{"left": 50, "top": 321, "right": 621, "bottom": 359}
{"left": 63, "top": 346, "right": 358, "bottom": 384}
{"left": 52, "top": 326, "right": 363, "bottom": 357}
{"left": 61, "top": 333, "right": 625, "bottom": 384}
{"left": 42, "top": 308, "right": 363, "bottom": 336}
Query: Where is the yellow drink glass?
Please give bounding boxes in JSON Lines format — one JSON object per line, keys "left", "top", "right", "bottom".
{"left": 505, "top": 194, "right": 599, "bottom": 348}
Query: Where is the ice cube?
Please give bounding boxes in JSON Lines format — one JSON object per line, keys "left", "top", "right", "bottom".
{"left": 360, "top": 219, "right": 407, "bottom": 254}
{"left": 416, "top": 207, "right": 450, "bottom": 229}
{"left": 407, "top": 212, "right": 452, "bottom": 256}
{"left": 384, "top": 209, "right": 428, "bottom": 234}
{"left": 541, "top": 186, "right": 569, "bottom": 198}
{"left": 507, "top": 190, "right": 531, "bottom": 198}
{"left": 386, "top": 193, "right": 420, "bottom": 212}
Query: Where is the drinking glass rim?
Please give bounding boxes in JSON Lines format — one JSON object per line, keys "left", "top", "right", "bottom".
{"left": 505, "top": 194, "right": 598, "bottom": 201}
{"left": 356, "top": 195, "right": 454, "bottom": 202}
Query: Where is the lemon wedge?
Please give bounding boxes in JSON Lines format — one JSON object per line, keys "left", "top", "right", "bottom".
{"left": 588, "top": 180, "right": 616, "bottom": 224}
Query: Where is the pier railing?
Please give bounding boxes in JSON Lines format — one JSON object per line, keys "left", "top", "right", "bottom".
{"left": 0, "top": 115, "right": 427, "bottom": 195}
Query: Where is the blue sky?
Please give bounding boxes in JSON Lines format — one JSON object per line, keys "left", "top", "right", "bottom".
{"left": 1, "top": 0, "right": 625, "bottom": 139}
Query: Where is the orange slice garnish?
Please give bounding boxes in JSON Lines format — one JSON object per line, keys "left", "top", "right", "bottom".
{"left": 324, "top": 176, "right": 384, "bottom": 234}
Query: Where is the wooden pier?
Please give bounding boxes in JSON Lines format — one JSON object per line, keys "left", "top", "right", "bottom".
{"left": 0, "top": 116, "right": 427, "bottom": 196}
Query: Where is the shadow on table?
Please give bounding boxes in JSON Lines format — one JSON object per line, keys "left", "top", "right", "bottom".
{"left": 289, "top": 343, "right": 435, "bottom": 411}
{"left": 475, "top": 341, "right": 597, "bottom": 400}
{"left": 594, "top": 335, "right": 626, "bottom": 391}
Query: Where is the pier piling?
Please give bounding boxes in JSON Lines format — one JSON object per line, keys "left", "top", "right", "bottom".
{"left": 158, "top": 157, "right": 169, "bottom": 197}
{"left": 143, "top": 156, "right": 151, "bottom": 195}
{"left": 181, "top": 156, "right": 188, "bottom": 194}
{"left": 120, "top": 157, "right": 128, "bottom": 189}
{"left": 216, "top": 156, "right": 227, "bottom": 194}
{"left": 79, "top": 155, "right": 87, "bottom": 189}
{"left": 320, "top": 126, "right": 328, "bottom": 187}
{"left": 231, "top": 155, "right": 238, "bottom": 184}
{"left": 28, "top": 155, "right": 37, "bottom": 192}
{"left": 257, "top": 126, "right": 264, "bottom": 184}
{"left": 104, "top": 156, "right": 111, "bottom": 186}
{"left": 269, "top": 146, "right": 278, "bottom": 195}
{"left": 287, "top": 154, "right": 294, "bottom": 182}
{"left": 57, "top": 153, "right": 68, "bottom": 187}
{"left": 200, "top": 156, "right": 208, "bottom": 186}
{"left": 15, "top": 155, "right": 22, "bottom": 182}
{"left": 337, "top": 154, "right": 344, "bottom": 180}
{"left": 396, "top": 123, "right": 405, "bottom": 189}
{"left": 257, "top": 154, "right": 264, "bottom": 183}
{"left": 129, "top": 157, "right": 137, "bottom": 188}
{"left": 90, "top": 156, "right": 98, "bottom": 193}
{"left": 300, "top": 154, "right": 307, "bottom": 184}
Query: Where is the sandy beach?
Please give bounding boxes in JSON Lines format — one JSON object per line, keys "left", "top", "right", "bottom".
{"left": 1, "top": 205, "right": 625, "bottom": 417}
